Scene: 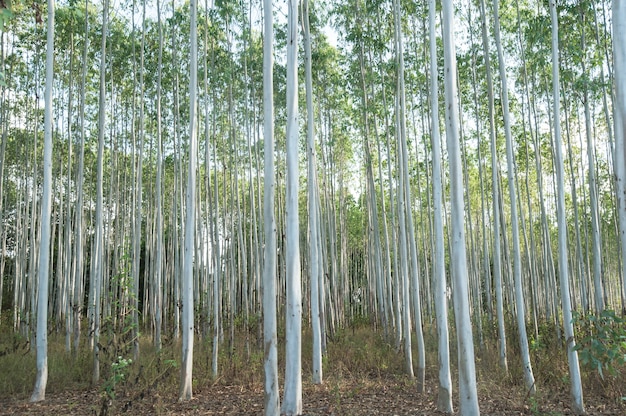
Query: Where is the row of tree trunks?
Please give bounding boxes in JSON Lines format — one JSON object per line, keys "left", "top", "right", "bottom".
{"left": 11, "top": 1, "right": 623, "bottom": 413}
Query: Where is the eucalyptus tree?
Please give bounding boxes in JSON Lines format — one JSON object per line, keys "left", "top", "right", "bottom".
{"left": 30, "top": 0, "right": 54, "bottom": 402}
{"left": 199, "top": 0, "right": 222, "bottom": 379}
{"left": 210, "top": 95, "right": 221, "bottom": 381}
{"left": 153, "top": 0, "right": 164, "bottom": 352}
{"left": 180, "top": 0, "right": 199, "bottom": 401}
{"left": 262, "top": 0, "right": 279, "bottom": 413}
{"left": 132, "top": 0, "right": 146, "bottom": 361}
{"left": 91, "top": 0, "right": 109, "bottom": 384}
{"left": 442, "top": 0, "right": 479, "bottom": 412}
{"left": 302, "top": 0, "right": 323, "bottom": 385}
{"left": 375, "top": 42, "right": 400, "bottom": 346}
{"left": 559, "top": 67, "right": 588, "bottom": 314}
{"left": 70, "top": 0, "right": 90, "bottom": 353}
{"left": 428, "top": 0, "right": 452, "bottom": 410}
{"left": 0, "top": 29, "right": 6, "bottom": 321}
{"left": 0, "top": 13, "right": 9, "bottom": 239}
{"left": 170, "top": 0, "right": 182, "bottom": 342}
{"left": 517, "top": 8, "right": 559, "bottom": 328}
{"left": 27, "top": 31, "right": 42, "bottom": 345}
{"left": 238, "top": 0, "right": 258, "bottom": 359}
{"left": 50, "top": 4, "right": 78, "bottom": 352}
{"left": 0, "top": 33, "right": 9, "bottom": 296}
{"left": 358, "top": 43, "right": 387, "bottom": 339}
{"left": 392, "top": 0, "right": 425, "bottom": 388}
{"left": 282, "top": 0, "right": 302, "bottom": 412}
{"left": 616, "top": 0, "right": 626, "bottom": 305}
{"left": 350, "top": 0, "right": 374, "bottom": 330}
{"left": 309, "top": 34, "right": 345, "bottom": 348}
{"left": 492, "top": 0, "right": 534, "bottom": 392}
{"left": 549, "top": 1, "right": 584, "bottom": 413}
{"left": 579, "top": 5, "right": 604, "bottom": 314}
{"left": 478, "top": 0, "right": 509, "bottom": 372}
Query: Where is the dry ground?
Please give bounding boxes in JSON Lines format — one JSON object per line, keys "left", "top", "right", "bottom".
{"left": 1, "top": 372, "right": 624, "bottom": 415}
{"left": 1, "top": 325, "right": 625, "bottom": 415}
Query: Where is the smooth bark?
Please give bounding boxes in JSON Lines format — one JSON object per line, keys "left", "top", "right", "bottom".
{"left": 31, "top": 0, "right": 55, "bottom": 401}
{"left": 179, "top": 0, "right": 198, "bottom": 401}
{"left": 429, "top": 0, "right": 452, "bottom": 410}
{"left": 302, "top": 0, "right": 323, "bottom": 385}
{"left": 262, "top": 0, "right": 279, "bottom": 412}
{"left": 442, "top": 0, "right": 479, "bottom": 413}
{"left": 549, "top": 1, "right": 585, "bottom": 413}
{"left": 282, "top": 0, "right": 302, "bottom": 412}
{"left": 615, "top": 0, "right": 626, "bottom": 316}
{"left": 493, "top": 0, "right": 535, "bottom": 393}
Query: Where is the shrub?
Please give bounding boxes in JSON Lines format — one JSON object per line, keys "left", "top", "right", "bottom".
{"left": 572, "top": 309, "right": 626, "bottom": 380}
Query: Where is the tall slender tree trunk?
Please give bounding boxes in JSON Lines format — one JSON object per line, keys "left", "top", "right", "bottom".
{"left": 132, "top": 0, "right": 146, "bottom": 362}
{"left": 442, "top": 0, "right": 479, "bottom": 413}
{"left": 562, "top": 91, "right": 588, "bottom": 314}
{"left": 391, "top": 0, "right": 413, "bottom": 381}
{"left": 63, "top": 34, "right": 74, "bottom": 352}
{"left": 262, "top": 0, "right": 279, "bottom": 411}
{"left": 170, "top": 0, "right": 181, "bottom": 341}
{"left": 615, "top": 0, "right": 626, "bottom": 315}
{"left": 92, "top": 0, "right": 109, "bottom": 384}
{"left": 549, "top": 1, "right": 585, "bottom": 413}
{"left": 179, "top": 0, "right": 198, "bottom": 401}
{"left": 479, "top": 0, "right": 507, "bottom": 373}
{"left": 392, "top": 0, "right": 425, "bottom": 388}
{"left": 493, "top": 0, "right": 535, "bottom": 393}
{"left": 211, "top": 109, "right": 221, "bottom": 377}
{"left": 30, "top": 0, "right": 54, "bottom": 401}
{"left": 302, "top": 0, "right": 322, "bottom": 386}
{"left": 282, "top": 0, "right": 302, "bottom": 412}
{"left": 153, "top": 0, "right": 164, "bottom": 352}
{"left": 428, "top": 0, "right": 452, "bottom": 410}
{"left": 0, "top": 30, "right": 7, "bottom": 323}
{"left": 580, "top": 12, "right": 604, "bottom": 314}
{"left": 72, "top": 0, "right": 89, "bottom": 353}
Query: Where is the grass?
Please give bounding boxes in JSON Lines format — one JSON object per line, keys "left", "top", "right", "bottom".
{"left": 0, "top": 329, "right": 92, "bottom": 397}
{"left": 0, "top": 317, "right": 624, "bottom": 414}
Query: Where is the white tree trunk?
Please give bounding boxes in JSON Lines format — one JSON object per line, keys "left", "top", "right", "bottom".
{"left": 282, "top": 0, "right": 302, "bottom": 413}
{"left": 153, "top": 0, "right": 163, "bottom": 351}
{"left": 154, "top": 0, "right": 164, "bottom": 352}
{"left": 442, "top": 0, "right": 479, "bottom": 413}
{"left": 392, "top": 0, "right": 413, "bottom": 380}
{"left": 170, "top": 0, "right": 181, "bottom": 342}
{"left": 179, "top": 0, "right": 198, "bottom": 401}
{"left": 63, "top": 42, "right": 74, "bottom": 353}
{"left": 549, "top": 1, "right": 585, "bottom": 413}
{"left": 31, "top": 0, "right": 54, "bottom": 401}
{"left": 478, "top": 0, "right": 508, "bottom": 374}
{"left": 72, "top": 0, "right": 89, "bottom": 353}
{"left": 393, "top": 0, "right": 425, "bottom": 388}
{"left": 132, "top": 0, "right": 146, "bottom": 362}
{"left": 493, "top": 0, "right": 535, "bottom": 393}
{"left": 428, "top": 0, "right": 452, "bottom": 410}
{"left": 302, "top": 0, "right": 322, "bottom": 386}
{"left": 613, "top": 0, "right": 625, "bottom": 302}
{"left": 92, "top": 0, "right": 109, "bottom": 384}
{"left": 262, "top": 0, "right": 280, "bottom": 413}
{"left": 580, "top": 17, "right": 604, "bottom": 314}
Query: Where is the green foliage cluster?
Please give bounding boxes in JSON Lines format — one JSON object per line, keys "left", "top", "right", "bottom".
{"left": 102, "top": 355, "right": 133, "bottom": 400}
{"left": 573, "top": 309, "right": 626, "bottom": 380}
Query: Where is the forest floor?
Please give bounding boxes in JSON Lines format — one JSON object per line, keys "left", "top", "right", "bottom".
{"left": 1, "top": 325, "right": 625, "bottom": 415}
{"left": 1, "top": 371, "right": 625, "bottom": 415}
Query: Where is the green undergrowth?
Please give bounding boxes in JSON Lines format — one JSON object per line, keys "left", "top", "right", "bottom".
{"left": 0, "top": 328, "right": 92, "bottom": 397}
